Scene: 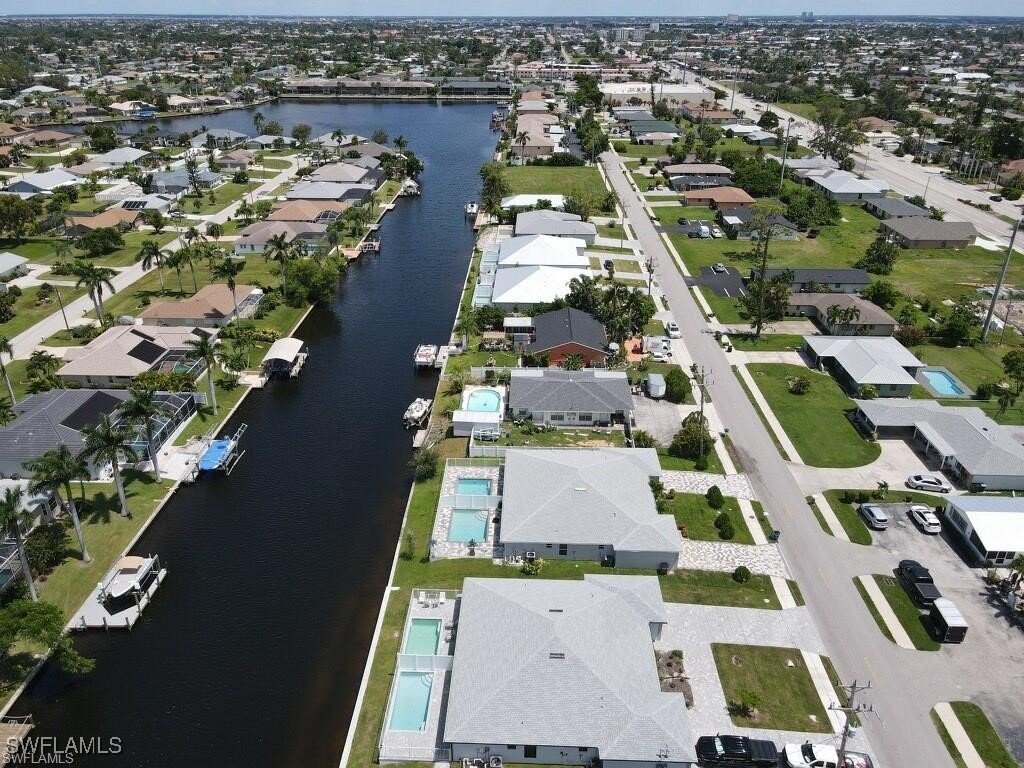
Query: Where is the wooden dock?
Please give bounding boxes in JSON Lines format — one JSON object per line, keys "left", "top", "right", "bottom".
{"left": 70, "top": 561, "right": 167, "bottom": 632}
{"left": 0, "top": 718, "right": 33, "bottom": 765}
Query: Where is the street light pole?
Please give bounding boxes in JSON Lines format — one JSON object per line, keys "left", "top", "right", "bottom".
{"left": 923, "top": 173, "right": 934, "bottom": 204}
{"left": 982, "top": 217, "right": 1022, "bottom": 342}
{"left": 778, "top": 117, "right": 794, "bottom": 197}
{"left": 54, "top": 285, "right": 70, "bottom": 332}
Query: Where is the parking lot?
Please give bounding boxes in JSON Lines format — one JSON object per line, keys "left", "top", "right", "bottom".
{"left": 686, "top": 264, "right": 747, "bottom": 298}
{"left": 631, "top": 393, "right": 682, "bottom": 445}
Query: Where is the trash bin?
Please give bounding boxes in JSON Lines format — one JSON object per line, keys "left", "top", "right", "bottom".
{"left": 769, "top": 530, "right": 781, "bottom": 542}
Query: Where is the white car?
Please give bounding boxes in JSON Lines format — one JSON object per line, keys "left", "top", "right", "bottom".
{"left": 649, "top": 350, "right": 672, "bottom": 363}
{"left": 906, "top": 474, "right": 951, "bottom": 493}
{"left": 665, "top": 321, "right": 681, "bottom": 339}
{"left": 711, "top": 226, "right": 724, "bottom": 239}
{"left": 784, "top": 742, "right": 838, "bottom": 768}
{"left": 910, "top": 505, "right": 942, "bottom": 534}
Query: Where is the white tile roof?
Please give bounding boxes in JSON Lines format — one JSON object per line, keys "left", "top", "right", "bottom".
{"left": 490, "top": 265, "right": 588, "bottom": 305}
{"left": 804, "top": 336, "right": 922, "bottom": 386}
{"left": 497, "top": 234, "right": 588, "bottom": 268}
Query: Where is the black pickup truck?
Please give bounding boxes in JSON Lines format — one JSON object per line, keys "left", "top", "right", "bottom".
{"left": 898, "top": 559, "right": 943, "bottom": 606}
{"left": 696, "top": 734, "right": 779, "bottom": 767}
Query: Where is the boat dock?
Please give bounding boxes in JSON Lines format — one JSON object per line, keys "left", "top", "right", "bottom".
{"left": 70, "top": 555, "right": 167, "bottom": 631}
{"left": 0, "top": 717, "right": 33, "bottom": 765}
{"left": 434, "top": 346, "right": 449, "bottom": 370}
{"left": 198, "top": 423, "right": 248, "bottom": 475}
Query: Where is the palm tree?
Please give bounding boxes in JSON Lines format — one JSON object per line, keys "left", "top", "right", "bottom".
{"left": 0, "top": 397, "right": 15, "bottom": 426}
{"left": 82, "top": 414, "right": 138, "bottom": 518}
{"left": 252, "top": 111, "right": 265, "bottom": 135}
{"left": 176, "top": 245, "right": 200, "bottom": 293}
{"left": 211, "top": 258, "right": 245, "bottom": 320}
{"left": 455, "top": 309, "right": 479, "bottom": 348}
{"left": 0, "top": 336, "right": 16, "bottom": 404}
{"left": 236, "top": 199, "right": 253, "bottom": 224}
{"left": 264, "top": 232, "right": 293, "bottom": 299}
{"left": 185, "top": 333, "right": 219, "bottom": 416}
{"left": 206, "top": 222, "right": 223, "bottom": 240}
{"left": 0, "top": 487, "right": 37, "bottom": 601}
{"left": 393, "top": 135, "right": 408, "bottom": 154}
{"left": 164, "top": 249, "right": 187, "bottom": 294}
{"left": 25, "top": 350, "right": 61, "bottom": 393}
{"left": 514, "top": 130, "right": 529, "bottom": 161}
{"left": 119, "top": 388, "right": 168, "bottom": 481}
{"left": 25, "top": 446, "right": 90, "bottom": 562}
{"left": 72, "top": 262, "right": 116, "bottom": 322}
{"left": 136, "top": 239, "right": 167, "bottom": 293}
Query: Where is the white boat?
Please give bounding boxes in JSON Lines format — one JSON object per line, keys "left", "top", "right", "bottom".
{"left": 465, "top": 201, "right": 479, "bottom": 216}
{"left": 414, "top": 344, "right": 438, "bottom": 367}
{"left": 101, "top": 555, "right": 156, "bottom": 601}
{"left": 403, "top": 398, "right": 433, "bottom": 428}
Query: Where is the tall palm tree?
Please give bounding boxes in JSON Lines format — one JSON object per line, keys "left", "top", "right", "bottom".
{"left": 252, "top": 111, "right": 265, "bottom": 135}
{"left": 0, "top": 397, "right": 15, "bottom": 426}
{"left": 72, "top": 262, "right": 116, "bottom": 323}
{"left": 0, "top": 336, "right": 16, "bottom": 405}
{"left": 264, "top": 232, "right": 293, "bottom": 299}
{"left": 185, "top": 333, "right": 219, "bottom": 416}
{"left": 164, "top": 249, "right": 187, "bottom": 294}
{"left": 82, "top": 414, "right": 138, "bottom": 518}
{"left": 136, "top": 239, "right": 167, "bottom": 293}
{"left": 176, "top": 245, "right": 200, "bottom": 293}
{"left": 206, "top": 222, "right": 223, "bottom": 240}
{"left": 210, "top": 258, "right": 245, "bottom": 320}
{"left": 25, "top": 445, "right": 91, "bottom": 563}
{"left": 0, "top": 487, "right": 37, "bottom": 601}
{"left": 119, "top": 387, "right": 169, "bottom": 481}
{"left": 514, "top": 130, "right": 529, "bottom": 161}
{"left": 393, "top": 135, "right": 408, "bottom": 154}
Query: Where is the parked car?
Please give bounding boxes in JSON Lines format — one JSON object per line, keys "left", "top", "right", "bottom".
{"left": 649, "top": 350, "right": 672, "bottom": 363}
{"left": 688, "top": 230, "right": 702, "bottom": 238}
{"left": 699, "top": 224, "right": 712, "bottom": 238}
{"left": 666, "top": 321, "right": 681, "bottom": 338}
{"left": 898, "top": 559, "right": 942, "bottom": 606}
{"left": 990, "top": 195, "right": 1004, "bottom": 202}
{"left": 712, "top": 262, "right": 727, "bottom": 274}
{"left": 783, "top": 742, "right": 838, "bottom": 768}
{"left": 711, "top": 226, "right": 724, "bottom": 239}
{"left": 858, "top": 504, "right": 889, "bottom": 530}
{"left": 678, "top": 217, "right": 692, "bottom": 226}
{"left": 906, "top": 474, "right": 951, "bottom": 493}
{"left": 909, "top": 505, "right": 942, "bottom": 534}
{"left": 696, "top": 734, "right": 779, "bottom": 767}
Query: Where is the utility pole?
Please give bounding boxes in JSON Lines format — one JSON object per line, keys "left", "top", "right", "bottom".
{"left": 982, "top": 217, "right": 1022, "bottom": 342}
{"left": 829, "top": 680, "right": 875, "bottom": 767}
{"left": 54, "top": 285, "right": 70, "bottom": 332}
{"left": 778, "top": 117, "right": 795, "bottom": 197}
{"left": 692, "top": 366, "right": 713, "bottom": 457}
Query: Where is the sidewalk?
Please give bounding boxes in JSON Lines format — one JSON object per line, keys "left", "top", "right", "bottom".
{"left": 933, "top": 703, "right": 986, "bottom": 768}
{"left": 856, "top": 575, "right": 915, "bottom": 649}
{"left": 812, "top": 493, "right": 850, "bottom": 542}
{"left": 734, "top": 364, "right": 803, "bottom": 463}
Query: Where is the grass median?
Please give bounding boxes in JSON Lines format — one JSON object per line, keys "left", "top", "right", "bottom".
{"left": 932, "top": 702, "right": 1018, "bottom": 768}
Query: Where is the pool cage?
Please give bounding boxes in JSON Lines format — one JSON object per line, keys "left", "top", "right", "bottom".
{"left": 116, "top": 392, "right": 197, "bottom": 460}
{"left": 152, "top": 349, "right": 208, "bottom": 380}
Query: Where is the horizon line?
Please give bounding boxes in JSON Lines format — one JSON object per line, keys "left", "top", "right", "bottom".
{"left": 4, "top": 12, "right": 1024, "bottom": 19}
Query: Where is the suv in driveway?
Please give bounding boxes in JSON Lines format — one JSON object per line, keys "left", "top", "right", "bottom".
{"left": 909, "top": 504, "right": 942, "bottom": 534}
{"left": 858, "top": 504, "right": 889, "bottom": 530}
{"left": 666, "top": 321, "right": 681, "bottom": 338}
{"left": 696, "top": 734, "right": 778, "bottom": 767}
{"left": 906, "top": 474, "right": 951, "bottom": 493}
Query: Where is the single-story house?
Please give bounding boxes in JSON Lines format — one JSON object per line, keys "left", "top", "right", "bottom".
{"left": 92, "top": 147, "right": 150, "bottom": 167}
{"left": 247, "top": 135, "right": 298, "bottom": 150}
{"left": 5, "top": 168, "right": 83, "bottom": 195}
{"left": 787, "top": 293, "right": 896, "bottom": 336}
{"left": 267, "top": 200, "right": 350, "bottom": 224}
{"left": 117, "top": 194, "right": 176, "bottom": 213}
{"left": 500, "top": 194, "right": 566, "bottom": 210}
{"left": 0, "top": 122, "right": 32, "bottom": 146}
{"left": 497, "top": 235, "right": 588, "bottom": 268}
{"left": 802, "top": 169, "right": 890, "bottom": 202}
{"left": 0, "top": 252, "right": 30, "bottom": 283}
{"left": 744, "top": 130, "right": 779, "bottom": 146}
{"left": 682, "top": 186, "right": 755, "bottom": 211}
{"left": 669, "top": 174, "right": 734, "bottom": 192}
{"left": 286, "top": 181, "right": 374, "bottom": 204}
{"left": 95, "top": 182, "right": 144, "bottom": 202}
{"left": 108, "top": 100, "right": 156, "bottom": 117}
{"left": 140, "top": 283, "right": 262, "bottom": 328}
{"left": 443, "top": 575, "right": 695, "bottom": 767}
{"left": 508, "top": 369, "right": 632, "bottom": 425}
{"left": 499, "top": 448, "right": 680, "bottom": 569}
{"left": 489, "top": 265, "right": 587, "bottom": 309}
{"left": 804, "top": 336, "right": 925, "bottom": 396}
{"left": 880, "top": 218, "right": 977, "bottom": 249}
{"left": 216, "top": 149, "right": 256, "bottom": 171}
{"left": 865, "top": 197, "right": 931, "bottom": 219}
{"left": 64, "top": 207, "right": 143, "bottom": 237}
{"left": 58, "top": 326, "right": 216, "bottom": 388}
{"left": 151, "top": 168, "right": 223, "bottom": 195}
{"left": 720, "top": 206, "right": 799, "bottom": 239}
{"left": 190, "top": 129, "right": 249, "bottom": 149}
{"left": 855, "top": 399, "right": 1024, "bottom": 491}
{"left": 233, "top": 220, "right": 329, "bottom": 257}
{"left": 662, "top": 163, "right": 733, "bottom": 179}
{"left": 513, "top": 210, "right": 597, "bottom": 245}
{"left": 751, "top": 267, "right": 871, "bottom": 294}
{"left": 309, "top": 162, "right": 384, "bottom": 187}
{"left": 997, "top": 159, "right": 1024, "bottom": 187}
{"left": 943, "top": 496, "right": 1024, "bottom": 566}
{"left": 523, "top": 307, "right": 608, "bottom": 366}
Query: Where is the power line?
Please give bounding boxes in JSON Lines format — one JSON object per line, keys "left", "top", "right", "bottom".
{"left": 829, "top": 679, "right": 876, "bottom": 766}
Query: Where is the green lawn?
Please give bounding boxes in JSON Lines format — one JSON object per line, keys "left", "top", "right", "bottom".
{"left": 503, "top": 165, "right": 604, "bottom": 197}
{"left": 820, "top": 490, "right": 874, "bottom": 545}
{"left": 644, "top": 319, "right": 666, "bottom": 336}
{"left": 728, "top": 333, "right": 807, "bottom": 351}
{"left": 172, "top": 375, "right": 252, "bottom": 445}
{"left": 180, "top": 182, "right": 260, "bottom": 215}
{"left": 734, "top": 363, "right": 789, "bottom": 459}
{"left": 661, "top": 569, "right": 780, "bottom": 609}
{"left": 932, "top": 702, "right": 1019, "bottom": 768}
{"left": 0, "top": 283, "right": 88, "bottom": 339}
{"left": 259, "top": 158, "right": 292, "bottom": 170}
{"left": 612, "top": 141, "right": 672, "bottom": 159}
{"left": 656, "top": 447, "right": 725, "bottom": 474}
{"left": 493, "top": 422, "right": 627, "bottom": 448}
{"left": 662, "top": 492, "right": 755, "bottom": 545}
{"left": 588, "top": 257, "right": 641, "bottom": 273}
{"left": 712, "top": 643, "right": 831, "bottom": 732}
{"left": 0, "top": 237, "right": 62, "bottom": 262}
{"left": 862, "top": 575, "right": 941, "bottom": 651}
{"left": 745, "top": 363, "right": 880, "bottom": 468}
{"left": 912, "top": 341, "right": 1007, "bottom": 390}
{"left": 777, "top": 102, "right": 821, "bottom": 122}
{"left": 597, "top": 223, "right": 627, "bottom": 240}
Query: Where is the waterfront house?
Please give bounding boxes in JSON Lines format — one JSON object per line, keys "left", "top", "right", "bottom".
{"left": 489, "top": 266, "right": 588, "bottom": 309}
{"left": 58, "top": 326, "right": 216, "bottom": 388}
{"left": 804, "top": 336, "right": 924, "bottom": 396}
{"left": 513, "top": 210, "right": 597, "bottom": 245}
{"left": 499, "top": 448, "right": 680, "bottom": 569}
{"left": 247, "top": 135, "right": 298, "bottom": 151}
{"left": 190, "top": 129, "right": 249, "bottom": 149}
{"left": 309, "top": 161, "right": 385, "bottom": 188}
{"left": 750, "top": 267, "right": 871, "bottom": 294}
{"left": 786, "top": 294, "right": 896, "bottom": 336}
{"left": 140, "top": 284, "right": 262, "bottom": 328}
{"left": 266, "top": 200, "right": 350, "bottom": 224}
{"left": 520, "top": 307, "right": 608, "bottom": 366}
{"left": 442, "top": 575, "right": 695, "bottom": 766}
{"left": 0, "top": 122, "right": 32, "bottom": 145}
{"left": 497, "top": 235, "right": 588, "bottom": 268}
{"left": 508, "top": 369, "right": 632, "bottom": 425}
{"left": 286, "top": 181, "right": 374, "bottom": 204}
{"left": 108, "top": 100, "right": 156, "bottom": 117}
{"left": 879, "top": 217, "right": 977, "bottom": 249}
{"left": 943, "top": 496, "right": 1024, "bottom": 566}
{"left": 234, "top": 221, "right": 329, "bottom": 257}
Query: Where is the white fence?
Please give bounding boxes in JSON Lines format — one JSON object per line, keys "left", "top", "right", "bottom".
{"left": 397, "top": 654, "right": 454, "bottom": 672}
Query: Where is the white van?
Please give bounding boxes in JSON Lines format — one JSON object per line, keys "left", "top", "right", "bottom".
{"left": 699, "top": 224, "right": 712, "bottom": 239}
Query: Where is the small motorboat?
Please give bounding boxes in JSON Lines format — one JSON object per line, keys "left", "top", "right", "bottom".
{"left": 465, "top": 201, "right": 479, "bottom": 216}
{"left": 414, "top": 344, "right": 438, "bottom": 368}
{"left": 403, "top": 398, "right": 433, "bottom": 429}
{"left": 101, "top": 556, "right": 156, "bottom": 601}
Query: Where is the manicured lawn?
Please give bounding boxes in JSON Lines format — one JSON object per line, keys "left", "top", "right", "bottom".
{"left": 820, "top": 490, "right": 874, "bottom": 545}
{"left": 0, "top": 237, "right": 61, "bottom": 262}
{"left": 493, "top": 422, "right": 627, "bottom": 448}
{"left": 865, "top": 574, "right": 941, "bottom": 651}
{"left": 662, "top": 492, "right": 755, "bottom": 545}
{"left": 712, "top": 643, "right": 831, "bottom": 732}
{"left": 503, "top": 165, "right": 604, "bottom": 197}
{"left": 612, "top": 141, "right": 671, "bottom": 159}
{"left": 644, "top": 319, "right": 666, "bottom": 336}
{"left": 172, "top": 375, "right": 252, "bottom": 445}
{"left": 777, "top": 102, "right": 821, "bottom": 122}
{"left": 92, "top": 230, "right": 178, "bottom": 268}
{"left": 661, "top": 569, "right": 780, "bottom": 609}
{"left": 746, "top": 363, "right": 880, "bottom": 468}
{"left": 656, "top": 447, "right": 725, "bottom": 474}
{"left": 701, "top": 288, "right": 745, "bottom": 324}
{"left": 589, "top": 256, "right": 641, "bottom": 273}
{"left": 597, "top": 223, "right": 626, "bottom": 240}
{"left": 259, "top": 158, "right": 292, "bottom": 170}
{"left": 934, "top": 702, "right": 1019, "bottom": 768}
{"left": 180, "top": 181, "right": 260, "bottom": 215}
{"left": 653, "top": 203, "right": 715, "bottom": 228}
{"left": 734, "top": 363, "right": 789, "bottom": 459}
{"left": 912, "top": 341, "right": 1008, "bottom": 390}
{"left": 728, "top": 333, "right": 807, "bottom": 351}
{"left": 0, "top": 283, "right": 88, "bottom": 339}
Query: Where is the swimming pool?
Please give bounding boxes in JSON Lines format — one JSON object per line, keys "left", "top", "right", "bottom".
{"left": 455, "top": 478, "right": 491, "bottom": 496}
{"left": 465, "top": 388, "right": 501, "bottom": 412}
{"left": 449, "top": 509, "right": 489, "bottom": 542}
{"left": 402, "top": 618, "right": 441, "bottom": 655}
{"left": 922, "top": 369, "right": 965, "bottom": 396}
{"left": 388, "top": 671, "right": 433, "bottom": 732}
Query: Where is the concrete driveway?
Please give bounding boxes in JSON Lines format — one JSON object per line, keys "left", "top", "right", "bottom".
{"left": 789, "top": 440, "right": 942, "bottom": 496}
{"left": 631, "top": 394, "right": 682, "bottom": 446}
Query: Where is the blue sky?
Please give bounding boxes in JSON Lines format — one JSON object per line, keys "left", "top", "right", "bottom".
{"left": 17, "top": 1, "right": 1024, "bottom": 16}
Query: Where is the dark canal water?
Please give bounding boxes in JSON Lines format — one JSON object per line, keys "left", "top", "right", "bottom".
{"left": 12, "top": 101, "right": 496, "bottom": 767}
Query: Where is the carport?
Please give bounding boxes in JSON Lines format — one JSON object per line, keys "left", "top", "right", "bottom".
{"left": 914, "top": 421, "right": 956, "bottom": 470}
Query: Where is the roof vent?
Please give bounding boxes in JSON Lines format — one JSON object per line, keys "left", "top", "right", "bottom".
{"left": 548, "top": 608, "right": 563, "bottom": 613}
{"left": 574, "top": 486, "right": 587, "bottom": 492}
{"left": 549, "top": 652, "right": 565, "bottom": 659}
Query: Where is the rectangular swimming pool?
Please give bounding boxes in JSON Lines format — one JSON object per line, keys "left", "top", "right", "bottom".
{"left": 403, "top": 618, "right": 441, "bottom": 655}
{"left": 922, "top": 369, "right": 965, "bottom": 396}
{"left": 388, "top": 671, "right": 433, "bottom": 732}
{"left": 455, "top": 478, "right": 491, "bottom": 496}
{"left": 448, "top": 509, "right": 489, "bottom": 542}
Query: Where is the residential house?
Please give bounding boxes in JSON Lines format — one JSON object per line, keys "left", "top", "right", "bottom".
{"left": 680, "top": 101, "right": 737, "bottom": 124}
{"left": 508, "top": 113, "right": 559, "bottom": 161}
{"left": 997, "top": 159, "right": 1024, "bottom": 187}
{"left": 165, "top": 94, "right": 197, "bottom": 112}
{"left": 865, "top": 197, "right": 931, "bottom": 219}
{"left": 286, "top": 181, "right": 374, "bottom": 204}
{"left": 309, "top": 162, "right": 385, "bottom": 188}
{"left": 498, "top": 449, "right": 681, "bottom": 569}
{"left": 0, "top": 123, "right": 31, "bottom": 145}
{"left": 64, "top": 208, "right": 143, "bottom": 237}
{"left": 190, "top": 129, "right": 248, "bottom": 149}
{"left": 489, "top": 266, "right": 587, "bottom": 309}
{"left": 117, "top": 194, "right": 176, "bottom": 213}
{"left": 786, "top": 294, "right": 896, "bottom": 336}
{"left": 247, "top": 135, "right": 298, "bottom": 151}
{"left": 804, "top": 336, "right": 925, "bottom": 396}
{"left": 682, "top": 186, "right": 755, "bottom": 211}
{"left": 4, "top": 169, "right": 83, "bottom": 196}
{"left": 216, "top": 149, "right": 256, "bottom": 171}
{"left": 508, "top": 369, "right": 632, "bottom": 425}
{"left": 720, "top": 206, "right": 798, "bottom": 239}
{"left": 500, "top": 194, "right": 567, "bottom": 210}
{"left": 0, "top": 252, "right": 29, "bottom": 286}
{"left": 880, "top": 218, "right": 977, "bottom": 249}
{"left": 943, "top": 496, "right": 1024, "bottom": 566}
{"left": 744, "top": 130, "right": 779, "bottom": 146}
{"left": 151, "top": 168, "right": 222, "bottom": 195}
{"left": 267, "top": 200, "right": 349, "bottom": 224}
{"left": 513, "top": 210, "right": 597, "bottom": 245}
{"left": 801, "top": 169, "right": 890, "bottom": 202}
{"left": 140, "top": 283, "right": 262, "bottom": 328}
{"left": 497, "top": 235, "right": 588, "bottom": 269}
{"left": 92, "top": 147, "right": 150, "bottom": 167}
{"left": 233, "top": 220, "right": 328, "bottom": 257}
{"left": 108, "top": 100, "right": 156, "bottom": 117}
{"left": 521, "top": 307, "right": 608, "bottom": 366}
{"left": 751, "top": 267, "right": 872, "bottom": 294}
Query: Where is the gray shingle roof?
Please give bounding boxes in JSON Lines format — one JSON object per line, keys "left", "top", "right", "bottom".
{"left": 867, "top": 197, "right": 930, "bottom": 217}
{"left": 759, "top": 267, "right": 871, "bottom": 286}
{"left": 881, "top": 217, "right": 977, "bottom": 242}
{"left": 513, "top": 210, "right": 597, "bottom": 239}
{"left": 509, "top": 369, "right": 632, "bottom": 414}
{"left": 443, "top": 575, "right": 695, "bottom": 763}
{"left": 527, "top": 308, "right": 607, "bottom": 355}
{"left": 500, "top": 448, "right": 679, "bottom": 553}
{"left": 804, "top": 336, "right": 923, "bottom": 386}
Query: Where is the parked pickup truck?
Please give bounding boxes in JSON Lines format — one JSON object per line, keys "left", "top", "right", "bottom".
{"left": 696, "top": 734, "right": 779, "bottom": 767}
{"left": 898, "top": 559, "right": 943, "bottom": 606}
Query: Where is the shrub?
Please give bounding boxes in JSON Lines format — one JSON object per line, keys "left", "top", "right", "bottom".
{"left": 732, "top": 565, "right": 751, "bottom": 583}
{"left": 409, "top": 447, "right": 437, "bottom": 481}
{"left": 856, "top": 491, "right": 870, "bottom": 504}
{"left": 25, "top": 522, "right": 70, "bottom": 575}
{"left": 669, "top": 412, "right": 715, "bottom": 460}
{"left": 715, "top": 513, "right": 735, "bottom": 540}
{"left": 974, "top": 381, "right": 997, "bottom": 400}
{"left": 706, "top": 485, "right": 724, "bottom": 509}
{"left": 727, "top": 689, "right": 762, "bottom": 717}
{"left": 694, "top": 454, "right": 709, "bottom": 471}
{"left": 858, "top": 384, "right": 878, "bottom": 400}
{"left": 788, "top": 376, "right": 810, "bottom": 395}
{"left": 894, "top": 325, "right": 926, "bottom": 347}
{"left": 521, "top": 557, "right": 545, "bottom": 576}
{"left": 664, "top": 367, "right": 691, "bottom": 403}
{"left": 399, "top": 531, "right": 416, "bottom": 561}
{"left": 631, "top": 429, "right": 656, "bottom": 448}
{"left": 841, "top": 490, "right": 855, "bottom": 504}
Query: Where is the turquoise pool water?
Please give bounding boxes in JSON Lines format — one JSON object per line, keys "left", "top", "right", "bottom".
{"left": 388, "top": 671, "right": 433, "bottom": 731}
{"left": 403, "top": 618, "right": 441, "bottom": 655}
{"left": 923, "top": 369, "right": 964, "bottom": 396}
{"left": 449, "top": 509, "right": 489, "bottom": 542}
{"left": 465, "top": 389, "right": 501, "bottom": 412}
{"left": 456, "top": 478, "right": 491, "bottom": 496}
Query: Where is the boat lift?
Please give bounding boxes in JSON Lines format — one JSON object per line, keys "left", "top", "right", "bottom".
{"left": 198, "top": 423, "right": 248, "bottom": 475}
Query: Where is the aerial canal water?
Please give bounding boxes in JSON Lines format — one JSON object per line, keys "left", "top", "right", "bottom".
{"left": 11, "top": 101, "right": 497, "bottom": 767}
